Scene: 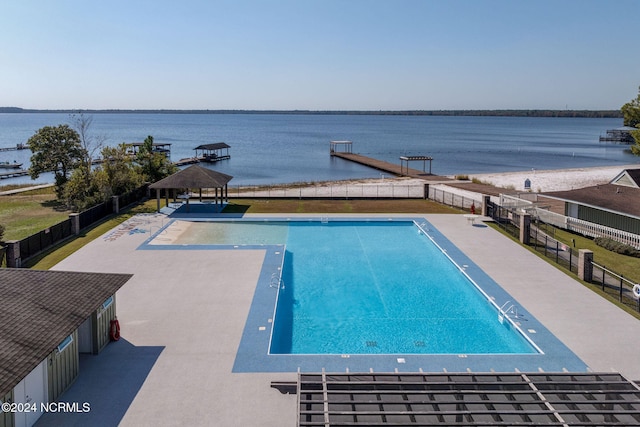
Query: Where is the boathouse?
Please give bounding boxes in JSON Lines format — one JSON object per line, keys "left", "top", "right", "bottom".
{"left": 126, "top": 142, "right": 171, "bottom": 157}
{"left": 194, "top": 143, "right": 230, "bottom": 162}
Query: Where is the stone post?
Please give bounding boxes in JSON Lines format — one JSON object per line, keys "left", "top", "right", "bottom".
{"left": 112, "top": 195, "right": 120, "bottom": 214}
{"left": 5, "top": 240, "right": 21, "bottom": 268}
{"left": 481, "top": 195, "right": 490, "bottom": 216}
{"left": 519, "top": 213, "right": 531, "bottom": 245}
{"left": 578, "top": 249, "right": 594, "bottom": 282}
{"left": 69, "top": 213, "right": 81, "bottom": 235}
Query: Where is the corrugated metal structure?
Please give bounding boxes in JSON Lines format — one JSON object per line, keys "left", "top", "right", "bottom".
{"left": 0, "top": 390, "right": 13, "bottom": 427}
{"left": 47, "top": 331, "right": 79, "bottom": 402}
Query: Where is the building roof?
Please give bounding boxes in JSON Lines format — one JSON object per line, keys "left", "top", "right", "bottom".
{"left": 0, "top": 269, "right": 133, "bottom": 396}
{"left": 194, "top": 143, "right": 230, "bottom": 150}
{"left": 148, "top": 164, "right": 233, "bottom": 190}
{"left": 611, "top": 168, "right": 640, "bottom": 188}
{"left": 544, "top": 183, "right": 640, "bottom": 219}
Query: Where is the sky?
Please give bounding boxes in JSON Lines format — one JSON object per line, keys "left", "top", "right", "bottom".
{"left": 1, "top": 0, "right": 638, "bottom": 111}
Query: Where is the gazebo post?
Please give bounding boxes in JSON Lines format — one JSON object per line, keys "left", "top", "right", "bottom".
{"left": 199, "top": 188, "right": 202, "bottom": 202}
{"left": 156, "top": 189, "right": 161, "bottom": 212}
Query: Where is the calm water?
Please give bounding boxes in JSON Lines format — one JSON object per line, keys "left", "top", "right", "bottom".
{"left": 0, "top": 113, "right": 635, "bottom": 185}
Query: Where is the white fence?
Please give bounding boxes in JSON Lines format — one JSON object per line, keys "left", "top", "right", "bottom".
{"left": 227, "top": 183, "right": 426, "bottom": 199}
{"left": 428, "top": 186, "right": 483, "bottom": 210}
{"left": 501, "top": 194, "right": 640, "bottom": 249}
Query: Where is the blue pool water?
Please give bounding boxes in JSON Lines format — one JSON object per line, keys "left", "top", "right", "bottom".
{"left": 168, "top": 220, "right": 537, "bottom": 355}
{"left": 270, "top": 222, "right": 535, "bottom": 355}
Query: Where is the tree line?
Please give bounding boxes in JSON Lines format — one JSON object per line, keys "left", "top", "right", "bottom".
{"left": 0, "top": 107, "right": 622, "bottom": 118}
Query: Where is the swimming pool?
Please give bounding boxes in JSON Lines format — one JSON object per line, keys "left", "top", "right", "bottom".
{"left": 270, "top": 221, "right": 536, "bottom": 355}
{"left": 144, "top": 216, "right": 587, "bottom": 373}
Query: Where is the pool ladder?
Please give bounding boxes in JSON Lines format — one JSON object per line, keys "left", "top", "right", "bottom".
{"left": 270, "top": 273, "right": 285, "bottom": 290}
{"left": 498, "top": 301, "right": 519, "bottom": 324}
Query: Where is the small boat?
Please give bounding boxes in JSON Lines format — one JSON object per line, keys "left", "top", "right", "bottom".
{"left": 0, "top": 161, "right": 22, "bottom": 169}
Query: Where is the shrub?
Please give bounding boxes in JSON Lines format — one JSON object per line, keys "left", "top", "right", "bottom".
{"left": 594, "top": 237, "right": 640, "bottom": 257}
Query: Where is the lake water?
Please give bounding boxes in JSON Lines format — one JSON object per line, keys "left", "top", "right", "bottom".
{"left": 0, "top": 113, "right": 636, "bottom": 185}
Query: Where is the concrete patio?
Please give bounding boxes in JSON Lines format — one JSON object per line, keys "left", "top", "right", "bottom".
{"left": 34, "top": 213, "right": 640, "bottom": 426}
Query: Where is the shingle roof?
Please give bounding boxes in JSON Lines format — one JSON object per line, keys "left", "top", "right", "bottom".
{"left": 0, "top": 269, "right": 132, "bottom": 396}
{"left": 544, "top": 183, "right": 640, "bottom": 218}
{"left": 149, "top": 164, "right": 233, "bottom": 190}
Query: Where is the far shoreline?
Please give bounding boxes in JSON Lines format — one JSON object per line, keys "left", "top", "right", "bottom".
{"left": 0, "top": 107, "right": 622, "bottom": 118}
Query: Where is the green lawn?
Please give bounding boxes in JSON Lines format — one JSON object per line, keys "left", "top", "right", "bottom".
{"left": 0, "top": 187, "right": 71, "bottom": 241}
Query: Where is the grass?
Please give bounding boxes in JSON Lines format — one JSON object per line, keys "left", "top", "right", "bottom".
{"left": 536, "top": 223, "right": 640, "bottom": 282}
{"left": 0, "top": 187, "right": 71, "bottom": 241}
{"left": 19, "top": 198, "right": 462, "bottom": 269}
{"left": 223, "top": 198, "right": 463, "bottom": 214}
{"left": 25, "top": 201, "right": 158, "bottom": 270}
{"left": 489, "top": 222, "right": 640, "bottom": 320}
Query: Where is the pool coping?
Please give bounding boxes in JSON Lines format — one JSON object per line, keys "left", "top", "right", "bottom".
{"left": 138, "top": 216, "right": 588, "bottom": 374}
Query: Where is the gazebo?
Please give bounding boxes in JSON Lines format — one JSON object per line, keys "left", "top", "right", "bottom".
{"left": 149, "top": 165, "right": 233, "bottom": 212}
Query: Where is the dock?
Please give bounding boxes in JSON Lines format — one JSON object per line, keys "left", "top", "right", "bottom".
{"left": 175, "top": 143, "right": 231, "bottom": 167}
{"left": 0, "top": 169, "right": 29, "bottom": 179}
{"left": 0, "top": 143, "right": 27, "bottom": 152}
{"left": 330, "top": 140, "right": 449, "bottom": 181}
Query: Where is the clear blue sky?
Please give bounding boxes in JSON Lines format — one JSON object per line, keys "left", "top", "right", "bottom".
{"left": 1, "top": 0, "right": 638, "bottom": 110}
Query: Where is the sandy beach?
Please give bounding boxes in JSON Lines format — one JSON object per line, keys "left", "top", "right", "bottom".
{"left": 455, "top": 164, "right": 640, "bottom": 193}
{"left": 228, "top": 164, "right": 640, "bottom": 197}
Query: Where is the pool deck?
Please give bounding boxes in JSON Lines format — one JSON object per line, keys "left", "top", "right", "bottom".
{"left": 35, "top": 213, "right": 640, "bottom": 427}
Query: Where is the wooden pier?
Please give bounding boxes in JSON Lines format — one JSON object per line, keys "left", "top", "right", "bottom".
{"left": 175, "top": 143, "right": 231, "bottom": 167}
{"left": 0, "top": 143, "right": 27, "bottom": 152}
{"left": 330, "top": 140, "right": 449, "bottom": 181}
{"left": 0, "top": 169, "right": 29, "bottom": 179}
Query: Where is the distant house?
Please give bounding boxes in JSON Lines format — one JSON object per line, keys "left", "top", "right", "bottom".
{"left": 0, "top": 269, "right": 132, "bottom": 427}
{"left": 543, "top": 168, "right": 640, "bottom": 236}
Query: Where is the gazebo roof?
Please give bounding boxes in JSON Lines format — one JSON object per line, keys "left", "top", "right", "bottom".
{"left": 149, "top": 165, "right": 233, "bottom": 189}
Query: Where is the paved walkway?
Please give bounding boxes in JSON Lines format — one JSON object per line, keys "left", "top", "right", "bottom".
{"left": 35, "top": 213, "right": 640, "bottom": 427}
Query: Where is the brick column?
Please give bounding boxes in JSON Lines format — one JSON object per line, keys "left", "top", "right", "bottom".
{"left": 519, "top": 213, "right": 531, "bottom": 245}
{"left": 5, "top": 240, "right": 21, "bottom": 268}
{"left": 481, "top": 195, "right": 490, "bottom": 216}
{"left": 112, "top": 195, "right": 120, "bottom": 214}
{"left": 69, "top": 213, "right": 81, "bottom": 235}
{"left": 578, "top": 249, "right": 594, "bottom": 282}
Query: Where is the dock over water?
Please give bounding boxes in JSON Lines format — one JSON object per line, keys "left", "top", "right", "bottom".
{"left": 330, "top": 140, "right": 450, "bottom": 181}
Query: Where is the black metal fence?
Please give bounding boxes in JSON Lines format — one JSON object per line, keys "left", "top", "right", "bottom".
{"left": 14, "top": 184, "right": 148, "bottom": 264}
{"left": 488, "top": 200, "right": 640, "bottom": 312}
{"left": 19, "top": 219, "right": 73, "bottom": 261}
